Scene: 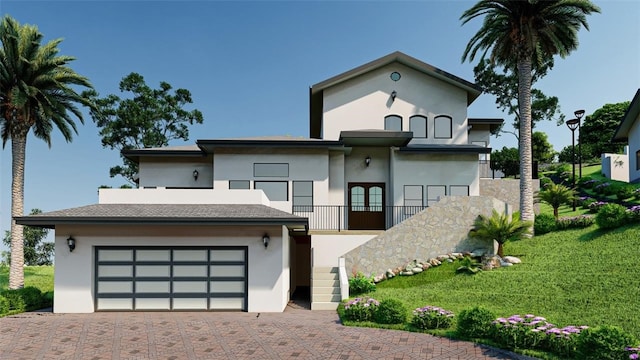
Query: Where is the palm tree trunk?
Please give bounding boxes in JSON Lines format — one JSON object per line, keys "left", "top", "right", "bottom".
{"left": 517, "top": 58, "right": 535, "bottom": 231}
{"left": 497, "top": 242, "right": 504, "bottom": 258}
{"left": 9, "top": 134, "right": 27, "bottom": 289}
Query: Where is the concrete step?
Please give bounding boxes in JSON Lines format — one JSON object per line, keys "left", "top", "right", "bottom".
{"left": 312, "top": 293, "right": 342, "bottom": 303}
{"left": 312, "top": 266, "right": 338, "bottom": 275}
{"left": 313, "top": 286, "right": 341, "bottom": 295}
{"left": 313, "top": 279, "right": 340, "bottom": 287}
{"left": 311, "top": 301, "right": 340, "bottom": 310}
{"left": 312, "top": 272, "right": 340, "bottom": 280}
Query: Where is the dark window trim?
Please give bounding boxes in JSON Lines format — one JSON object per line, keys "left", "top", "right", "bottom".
{"left": 229, "top": 180, "right": 250, "bottom": 189}
{"left": 253, "top": 163, "right": 289, "bottom": 177}
{"left": 434, "top": 115, "right": 453, "bottom": 139}
{"left": 94, "top": 246, "right": 248, "bottom": 312}
{"left": 254, "top": 180, "right": 289, "bottom": 201}
{"left": 450, "top": 185, "right": 470, "bottom": 196}
{"left": 384, "top": 114, "right": 403, "bottom": 131}
{"left": 409, "top": 115, "right": 428, "bottom": 138}
{"left": 293, "top": 181, "right": 313, "bottom": 208}
{"left": 403, "top": 185, "right": 423, "bottom": 207}
{"left": 426, "top": 185, "right": 447, "bottom": 204}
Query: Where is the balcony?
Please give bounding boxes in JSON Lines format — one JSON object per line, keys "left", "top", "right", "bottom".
{"left": 292, "top": 205, "right": 427, "bottom": 231}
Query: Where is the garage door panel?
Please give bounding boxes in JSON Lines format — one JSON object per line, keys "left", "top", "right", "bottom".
{"left": 95, "top": 246, "right": 247, "bottom": 311}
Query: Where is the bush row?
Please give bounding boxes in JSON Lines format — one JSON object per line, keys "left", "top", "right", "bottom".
{"left": 0, "top": 286, "right": 52, "bottom": 316}
{"left": 534, "top": 201, "right": 640, "bottom": 234}
{"left": 534, "top": 213, "right": 595, "bottom": 235}
{"left": 340, "top": 301, "right": 640, "bottom": 359}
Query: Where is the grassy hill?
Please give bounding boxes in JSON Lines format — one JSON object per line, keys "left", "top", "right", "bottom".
{"left": 375, "top": 223, "right": 640, "bottom": 339}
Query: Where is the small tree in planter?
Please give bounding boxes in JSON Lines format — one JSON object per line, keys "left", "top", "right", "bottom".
{"left": 535, "top": 183, "right": 577, "bottom": 220}
{"left": 469, "top": 210, "right": 532, "bottom": 258}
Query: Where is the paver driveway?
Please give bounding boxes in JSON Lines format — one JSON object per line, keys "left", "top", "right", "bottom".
{"left": 0, "top": 304, "right": 535, "bottom": 360}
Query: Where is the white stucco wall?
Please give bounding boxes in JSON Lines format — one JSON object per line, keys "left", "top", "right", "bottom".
{"left": 139, "top": 156, "right": 213, "bottom": 188}
{"left": 99, "top": 188, "right": 270, "bottom": 205}
{"left": 602, "top": 147, "right": 629, "bottom": 183}
{"left": 53, "top": 225, "right": 290, "bottom": 313}
{"left": 311, "top": 234, "right": 376, "bottom": 268}
{"left": 322, "top": 63, "right": 468, "bottom": 144}
{"left": 628, "top": 113, "right": 640, "bottom": 182}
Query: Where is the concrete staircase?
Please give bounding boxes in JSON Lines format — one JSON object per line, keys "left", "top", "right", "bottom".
{"left": 311, "top": 266, "right": 342, "bottom": 310}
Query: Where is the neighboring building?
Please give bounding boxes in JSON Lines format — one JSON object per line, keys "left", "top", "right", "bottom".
{"left": 612, "top": 89, "right": 640, "bottom": 182}
{"left": 17, "top": 52, "right": 503, "bottom": 313}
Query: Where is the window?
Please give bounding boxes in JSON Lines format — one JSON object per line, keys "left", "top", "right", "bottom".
{"left": 450, "top": 185, "right": 469, "bottom": 196}
{"left": 434, "top": 115, "right": 452, "bottom": 139}
{"left": 426, "top": 185, "right": 446, "bottom": 206}
{"left": 404, "top": 185, "right": 423, "bottom": 215}
{"left": 293, "top": 181, "right": 313, "bottom": 208}
{"left": 409, "top": 115, "right": 427, "bottom": 138}
{"left": 384, "top": 115, "right": 402, "bottom": 131}
{"left": 253, "top": 163, "right": 289, "bottom": 177}
{"left": 229, "top": 180, "right": 250, "bottom": 189}
{"left": 254, "top": 181, "right": 288, "bottom": 201}
{"left": 472, "top": 141, "right": 487, "bottom": 161}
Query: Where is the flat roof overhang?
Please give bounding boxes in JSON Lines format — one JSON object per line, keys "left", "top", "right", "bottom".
{"left": 468, "top": 118, "right": 504, "bottom": 135}
{"left": 398, "top": 144, "right": 491, "bottom": 154}
{"left": 339, "top": 130, "right": 413, "bottom": 147}
{"left": 197, "top": 139, "right": 344, "bottom": 153}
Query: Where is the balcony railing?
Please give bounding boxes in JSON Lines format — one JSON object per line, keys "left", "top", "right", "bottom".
{"left": 292, "top": 205, "right": 427, "bottom": 231}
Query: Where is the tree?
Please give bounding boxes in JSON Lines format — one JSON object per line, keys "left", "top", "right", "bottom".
{"left": 2, "top": 209, "right": 54, "bottom": 266}
{"left": 579, "top": 102, "right": 630, "bottom": 160}
{"left": 84, "top": 73, "right": 204, "bottom": 185}
{"left": 491, "top": 146, "right": 519, "bottom": 178}
{"left": 0, "top": 16, "right": 94, "bottom": 289}
{"left": 473, "top": 58, "right": 565, "bottom": 139}
{"left": 469, "top": 210, "right": 532, "bottom": 257}
{"left": 532, "top": 131, "right": 555, "bottom": 164}
{"left": 461, "top": 0, "right": 600, "bottom": 226}
{"left": 534, "top": 183, "right": 576, "bottom": 219}
{"left": 558, "top": 142, "right": 595, "bottom": 164}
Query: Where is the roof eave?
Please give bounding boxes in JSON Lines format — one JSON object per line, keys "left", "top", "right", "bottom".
{"left": 612, "top": 89, "right": 640, "bottom": 142}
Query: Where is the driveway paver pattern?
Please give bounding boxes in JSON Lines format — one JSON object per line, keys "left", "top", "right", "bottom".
{"left": 0, "top": 305, "right": 536, "bottom": 360}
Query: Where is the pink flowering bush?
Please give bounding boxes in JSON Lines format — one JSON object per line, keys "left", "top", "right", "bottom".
{"left": 411, "top": 305, "right": 454, "bottom": 330}
{"left": 342, "top": 297, "right": 379, "bottom": 322}
{"left": 626, "top": 346, "right": 640, "bottom": 360}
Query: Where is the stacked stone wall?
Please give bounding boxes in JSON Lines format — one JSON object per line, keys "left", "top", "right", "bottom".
{"left": 343, "top": 196, "right": 509, "bottom": 277}
{"left": 479, "top": 178, "right": 540, "bottom": 212}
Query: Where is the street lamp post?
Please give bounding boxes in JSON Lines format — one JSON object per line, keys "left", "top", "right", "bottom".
{"left": 566, "top": 118, "right": 580, "bottom": 211}
{"left": 574, "top": 109, "right": 585, "bottom": 179}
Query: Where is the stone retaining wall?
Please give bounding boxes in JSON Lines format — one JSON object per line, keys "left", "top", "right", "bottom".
{"left": 343, "top": 196, "right": 510, "bottom": 277}
{"left": 480, "top": 178, "right": 540, "bottom": 212}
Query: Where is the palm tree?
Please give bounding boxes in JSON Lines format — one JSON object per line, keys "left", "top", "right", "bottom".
{"left": 461, "top": 0, "right": 600, "bottom": 227}
{"left": 0, "top": 16, "right": 94, "bottom": 289}
{"left": 535, "top": 183, "right": 577, "bottom": 219}
{"left": 469, "top": 210, "right": 532, "bottom": 258}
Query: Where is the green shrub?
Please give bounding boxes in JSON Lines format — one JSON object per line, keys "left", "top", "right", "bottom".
{"left": 0, "top": 291, "right": 26, "bottom": 312}
{"left": 373, "top": 298, "right": 407, "bottom": 324}
{"left": 456, "top": 307, "right": 496, "bottom": 338}
{"left": 534, "top": 213, "right": 557, "bottom": 235}
{"left": 0, "top": 296, "right": 9, "bottom": 315}
{"left": 349, "top": 272, "right": 376, "bottom": 296}
{"left": 576, "top": 325, "right": 637, "bottom": 360}
{"left": 604, "top": 183, "right": 622, "bottom": 196}
{"left": 411, "top": 305, "right": 454, "bottom": 330}
{"left": 596, "top": 204, "right": 629, "bottom": 229}
{"left": 539, "top": 176, "right": 553, "bottom": 188}
{"left": 341, "top": 297, "right": 379, "bottom": 322}
{"left": 580, "top": 197, "right": 596, "bottom": 209}
{"left": 42, "top": 291, "right": 54, "bottom": 308}
{"left": 616, "top": 186, "right": 636, "bottom": 201}
{"left": 578, "top": 177, "right": 597, "bottom": 189}
{"left": 589, "top": 201, "right": 608, "bottom": 214}
{"left": 17, "top": 286, "right": 43, "bottom": 310}
{"left": 556, "top": 215, "right": 595, "bottom": 230}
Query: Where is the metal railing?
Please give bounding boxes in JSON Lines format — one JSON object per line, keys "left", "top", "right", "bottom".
{"left": 292, "top": 205, "right": 427, "bottom": 231}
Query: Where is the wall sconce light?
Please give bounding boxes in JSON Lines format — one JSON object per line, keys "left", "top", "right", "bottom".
{"left": 365, "top": 156, "right": 371, "bottom": 167}
{"left": 390, "top": 90, "right": 397, "bottom": 101}
{"left": 262, "top": 234, "right": 270, "bottom": 249}
{"left": 193, "top": 169, "right": 199, "bottom": 181}
{"left": 67, "top": 236, "right": 76, "bottom": 252}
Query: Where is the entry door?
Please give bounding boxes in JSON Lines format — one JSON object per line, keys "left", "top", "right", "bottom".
{"left": 348, "top": 183, "right": 385, "bottom": 230}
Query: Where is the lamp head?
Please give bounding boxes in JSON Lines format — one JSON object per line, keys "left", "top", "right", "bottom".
{"left": 67, "top": 236, "right": 76, "bottom": 252}
{"left": 574, "top": 109, "right": 585, "bottom": 120}
{"left": 566, "top": 118, "right": 580, "bottom": 131}
{"left": 193, "top": 169, "right": 199, "bottom": 181}
{"left": 262, "top": 234, "right": 270, "bottom": 248}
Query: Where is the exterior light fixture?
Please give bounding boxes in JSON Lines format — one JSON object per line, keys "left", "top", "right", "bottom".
{"left": 67, "top": 236, "right": 76, "bottom": 252}
{"left": 574, "top": 109, "right": 585, "bottom": 179}
{"left": 262, "top": 234, "right": 270, "bottom": 249}
{"left": 365, "top": 156, "right": 371, "bottom": 167}
{"left": 193, "top": 169, "right": 199, "bottom": 181}
{"left": 390, "top": 90, "right": 397, "bottom": 101}
{"left": 566, "top": 118, "right": 580, "bottom": 211}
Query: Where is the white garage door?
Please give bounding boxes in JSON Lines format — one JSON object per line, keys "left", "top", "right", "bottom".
{"left": 95, "top": 246, "right": 247, "bottom": 311}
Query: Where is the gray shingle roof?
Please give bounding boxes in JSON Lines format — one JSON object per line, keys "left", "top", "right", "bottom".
{"left": 15, "top": 204, "right": 308, "bottom": 230}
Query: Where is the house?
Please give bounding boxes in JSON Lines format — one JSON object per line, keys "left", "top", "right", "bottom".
{"left": 611, "top": 89, "right": 640, "bottom": 182}
{"left": 16, "top": 52, "right": 505, "bottom": 313}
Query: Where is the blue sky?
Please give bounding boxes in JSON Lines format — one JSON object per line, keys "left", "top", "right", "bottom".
{"left": 0, "top": 0, "right": 638, "bottom": 242}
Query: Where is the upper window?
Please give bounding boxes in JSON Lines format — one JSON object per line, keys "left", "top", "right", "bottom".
{"left": 254, "top": 181, "right": 288, "bottom": 201}
{"left": 229, "top": 180, "right": 250, "bottom": 189}
{"left": 293, "top": 181, "right": 313, "bottom": 207}
{"left": 434, "top": 115, "right": 453, "bottom": 139}
{"left": 427, "top": 185, "right": 446, "bottom": 206}
{"left": 254, "top": 163, "right": 289, "bottom": 177}
{"left": 384, "top": 115, "right": 402, "bottom": 131}
{"left": 404, "top": 185, "right": 423, "bottom": 215}
{"left": 409, "top": 115, "right": 427, "bottom": 138}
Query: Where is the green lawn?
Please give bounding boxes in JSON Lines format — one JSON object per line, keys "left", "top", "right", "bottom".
{"left": 0, "top": 266, "right": 54, "bottom": 293}
{"left": 372, "top": 224, "right": 640, "bottom": 339}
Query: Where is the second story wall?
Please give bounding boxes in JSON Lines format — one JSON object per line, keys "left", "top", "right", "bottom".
{"left": 139, "top": 156, "right": 213, "bottom": 188}
{"left": 322, "top": 63, "right": 469, "bottom": 144}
